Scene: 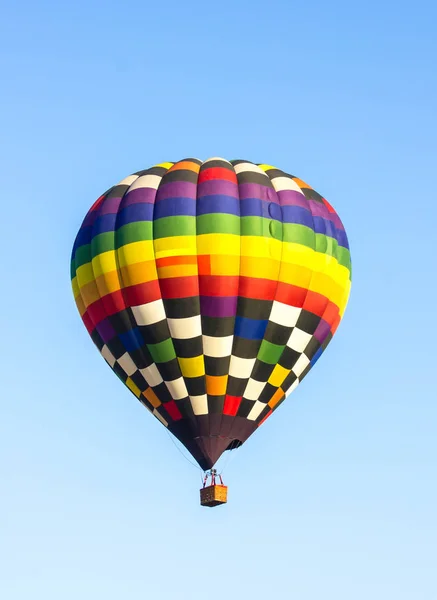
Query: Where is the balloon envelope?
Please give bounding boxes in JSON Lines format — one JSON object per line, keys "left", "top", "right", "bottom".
{"left": 71, "top": 158, "right": 351, "bottom": 469}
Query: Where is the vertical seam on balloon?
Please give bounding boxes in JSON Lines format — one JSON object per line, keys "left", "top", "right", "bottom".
{"left": 250, "top": 171, "right": 319, "bottom": 416}
{"left": 151, "top": 160, "right": 200, "bottom": 437}
{"left": 72, "top": 191, "right": 112, "bottom": 353}
{"left": 114, "top": 171, "right": 164, "bottom": 394}
{"left": 192, "top": 160, "right": 206, "bottom": 430}
{"left": 216, "top": 158, "right": 241, "bottom": 451}
{"left": 241, "top": 165, "right": 286, "bottom": 413}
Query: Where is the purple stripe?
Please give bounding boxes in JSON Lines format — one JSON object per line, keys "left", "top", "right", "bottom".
{"left": 197, "top": 180, "right": 239, "bottom": 198}
{"left": 330, "top": 213, "right": 344, "bottom": 231}
{"left": 157, "top": 181, "right": 197, "bottom": 200}
{"left": 96, "top": 318, "right": 116, "bottom": 343}
{"left": 123, "top": 187, "right": 157, "bottom": 207}
{"left": 200, "top": 295, "right": 238, "bottom": 317}
{"left": 238, "top": 183, "right": 277, "bottom": 201}
{"left": 313, "top": 318, "right": 331, "bottom": 344}
{"left": 277, "top": 190, "right": 308, "bottom": 209}
{"left": 308, "top": 199, "right": 331, "bottom": 219}
{"left": 99, "top": 196, "right": 123, "bottom": 215}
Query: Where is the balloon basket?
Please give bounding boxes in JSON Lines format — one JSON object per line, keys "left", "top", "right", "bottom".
{"left": 200, "top": 470, "right": 228, "bottom": 507}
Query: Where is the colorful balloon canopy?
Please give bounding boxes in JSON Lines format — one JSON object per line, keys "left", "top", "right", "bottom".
{"left": 71, "top": 158, "right": 351, "bottom": 470}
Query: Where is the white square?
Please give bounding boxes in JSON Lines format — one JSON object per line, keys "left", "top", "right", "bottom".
{"left": 128, "top": 174, "right": 162, "bottom": 191}
{"left": 132, "top": 300, "right": 166, "bottom": 326}
{"left": 243, "top": 378, "right": 266, "bottom": 401}
{"left": 247, "top": 400, "right": 266, "bottom": 421}
{"left": 285, "top": 379, "right": 299, "bottom": 395}
{"left": 292, "top": 354, "right": 310, "bottom": 377}
{"left": 140, "top": 363, "right": 163, "bottom": 387}
{"left": 229, "top": 356, "right": 256, "bottom": 379}
{"left": 101, "top": 345, "right": 116, "bottom": 368}
{"left": 167, "top": 316, "right": 202, "bottom": 339}
{"left": 286, "top": 328, "right": 312, "bottom": 353}
{"left": 117, "top": 352, "right": 137, "bottom": 376}
{"left": 269, "top": 302, "right": 301, "bottom": 328}
{"left": 153, "top": 408, "right": 168, "bottom": 426}
{"left": 202, "top": 335, "right": 233, "bottom": 358}
{"left": 270, "top": 176, "right": 305, "bottom": 194}
{"left": 190, "top": 394, "right": 208, "bottom": 415}
{"left": 165, "top": 377, "right": 188, "bottom": 400}
{"left": 234, "top": 162, "right": 263, "bottom": 175}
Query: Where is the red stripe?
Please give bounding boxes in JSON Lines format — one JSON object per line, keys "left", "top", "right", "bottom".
{"left": 258, "top": 410, "right": 272, "bottom": 427}
{"left": 82, "top": 311, "right": 95, "bottom": 334}
{"left": 303, "top": 290, "right": 329, "bottom": 318}
{"left": 223, "top": 395, "right": 242, "bottom": 416}
{"left": 163, "top": 400, "right": 182, "bottom": 421}
{"left": 159, "top": 276, "right": 199, "bottom": 299}
{"left": 331, "top": 314, "right": 341, "bottom": 334}
{"left": 275, "top": 282, "right": 307, "bottom": 307}
{"left": 198, "top": 167, "right": 238, "bottom": 184}
{"left": 197, "top": 255, "right": 211, "bottom": 276}
{"left": 89, "top": 194, "right": 106, "bottom": 212}
{"left": 239, "top": 277, "right": 277, "bottom": 301}
{"left": 123, "top": 280, "right": 161, "bottom": 306}
{"left": 322, "top": 198, "right": 336, "bottom": 214}
{"left": 199, "top": 275, "right": 239, "bottom": 296}
{"left": 322, "top": 302, "right": 340, "bottom": 328}
{"left": 102, "top": 290, "right": 126, "bottom": 315}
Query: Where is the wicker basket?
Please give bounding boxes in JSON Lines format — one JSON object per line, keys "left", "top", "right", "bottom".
{"left": 200, "top": 484, "right": 228, "bottom": 507}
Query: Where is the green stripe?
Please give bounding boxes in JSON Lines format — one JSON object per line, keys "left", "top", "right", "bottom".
{"left": 257, "top": 340, "right": 285, "bottom": 364}
{"left": 337, "top": 246, "right": 351, "bottom": 271}
{"left": 148, "top": 338, "right": 176, "bottom": 363}
{"left": 153, "top": 216, "right": 195, "bottom": 239}
{"left": 197, "top": 213, "right": 240, "bottom": 235}
{"left": 283, "top": 223, "right": 315, "bottom": 247}
{"left": 91, "top": 232, "right": 115, "bottom": 256}
{"left": 73, "top": 244, "right": 92, "bottom": 271}
{"left": 115, "top": 222, "right": 153, "bottom": 247}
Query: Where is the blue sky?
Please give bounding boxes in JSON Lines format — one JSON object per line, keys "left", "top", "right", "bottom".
{"left": 1, "top": 0, "right": 436, "bottom": 598}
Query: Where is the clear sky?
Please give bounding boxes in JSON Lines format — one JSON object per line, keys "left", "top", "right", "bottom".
{"left": 1, "top": 0, "right": 436, "bottom": 598}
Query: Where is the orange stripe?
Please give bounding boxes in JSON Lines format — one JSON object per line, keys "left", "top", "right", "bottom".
{"left": 143, "top": 388, "right": 161, "bottom": 408}
{"left": 168, "top": 161, "right": 200, "bottom": 173}
{"left": 156, "top": 255, "right": 198, "bottom": 267}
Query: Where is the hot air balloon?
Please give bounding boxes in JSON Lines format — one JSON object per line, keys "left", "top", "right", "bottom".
{"left": 71, "top": 158, "right": 351, "bottom": 506}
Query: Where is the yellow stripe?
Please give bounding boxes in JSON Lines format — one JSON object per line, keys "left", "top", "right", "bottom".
{"left": 126, "top": 378, "right": 141, "bottom": 398}
{"left": 240, "top": 237, "right": 282, "bottom": 261}
{"left": 268, "top": 364, "right": 289, "bottom": 388}
{"left": 178, "top": 356, "right": 205, "bottom": 378}
{"left": 92, "top": 250, "right": 117, "bottom": 277}
{"left": 258, "top": 164, "right": 277, "bottom": 172}
{"left": 117, "top": 241, "right": 155, "bottom": 267}
{"left": 240, "top": 256, "right": 280, "bottom": 280}
{"left": 197, "top": 234, "right": 240, "bottom": 256}
{"left": 71, "top": 277, "right": 80, "bottom": 299}
{"left": 76, "top": 262, "right": 95, "bottom": 288}
{"left": 210, "top": 254, "right": 240, "bottom": 276}
{"left": 154, "top": 235, "right": 197, "bottom": 258}
{"left": 155, "top": 162, "right": 174, "bottom": 169}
